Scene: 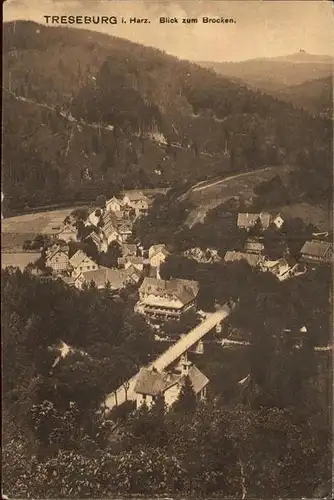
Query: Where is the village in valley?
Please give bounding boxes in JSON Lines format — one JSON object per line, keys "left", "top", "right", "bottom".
{"left": 2, "top": 5, "right": 333, "bottom": 498}
{"left": 5, "top": 186, "right": 331, "bottom": 413}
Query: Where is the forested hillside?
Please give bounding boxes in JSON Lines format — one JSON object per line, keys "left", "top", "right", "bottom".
{"left": 272, "top": 77, "right": 332, "bottom": 118}
{"left": 3, "top": 21, "right": 332, "bottom": 213}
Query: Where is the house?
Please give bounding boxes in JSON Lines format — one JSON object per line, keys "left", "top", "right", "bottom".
{"left": 101, "top": 211, "right": 118, "bottom": 228}
{"left": 237, "top": 212, "right": 284, "bottom": 231}
{"left": 45, "top": 245, "right": 70, "bottom": 272}
{"left": 69, "top": 250, "right": 98, "bottom": 278}
{"left": 118, "top": 256, "right": 145, "bottom": 272}
{"left": 88, "top": 209, "right": 103, "bottom": 227}
{"left": 271, "top": 212, "right": 285, "bottom": 229}
{"left": 136, "top": 277, "right": 199, "bottom": 320}
{"left": 132, "top": 198, "right": 150, "bottom": 217}
{"left": 84, "top": 231, "right": 103, "bottom": 252}
{"left": 74, "top": 266, "right": 129, "bottom": 291}
{"left": 261, "top": 257, "right": 296, "bottom": 281}
{"left": 123, "top": 191, "right": 149, "bottom": 210}
{"left": 101, "top": 212, "right": 122, "bottom": 245}
{"left": 300, "top": 240, "right": 333, "bottom": 265}
{"left": 224, "top": 250, "right": 261, "bottom": 268}
{"left": 244, "top": 239, "right": 264, "bottom": 255}
{"left": 125, "top": 265, "right": 142, "bottom": 284}
{"left": 59, "top": 275, "right": 76, "bottom": 287}
{"left": 183, "top": 247, "right": 221, "bottom": 264}
{"left": 134, "top": 359, "right": 209, "bottom": 409}
{"left": 104, "top": 226, "right": 122, "bottom": 246}
{"left": 148, "top": 244, "right": 170, "bottom": 268}
{"left": 114, "top": 210, "right": 125, "bottom": 220}
{"left": 117, "top": 221, "right": 133, "bottom": 241}
{"left": 57, "top": 224, "right": 78, "bottom": 243}
{"left": 121, "top": 243, "right": 137, "bottom": 257}
{"left": 125, "top": 257, "right": 144, "bottom": 272}
{"left": 106, "top": 197, "right": 123, "bottom": 213}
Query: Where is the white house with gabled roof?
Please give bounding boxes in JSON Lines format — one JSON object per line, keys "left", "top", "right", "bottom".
{"left": 106, "top": 197, "right": 123, "bottom": 213}
{"left": 45, "top": 245, "right": 70, "bottom": 272}
{"left": 134, "top": 356, "right": 209, "bottom": 409}
{"left": 69, "top": 250, "right": 98, "bottom": 278}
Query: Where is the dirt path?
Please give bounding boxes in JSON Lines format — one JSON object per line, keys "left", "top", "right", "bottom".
{"left": 4, "top": 87, "right": 222, "bottom": 159}
{"left": 190, "top": 166, "right": 274, "bottom": 193}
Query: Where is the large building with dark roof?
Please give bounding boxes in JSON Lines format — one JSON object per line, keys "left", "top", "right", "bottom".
{"left": 136, "top": 277, "right": 200, "bottom": 320}
{"left": 300, "top": 240, "right": 332, "bottom": 265}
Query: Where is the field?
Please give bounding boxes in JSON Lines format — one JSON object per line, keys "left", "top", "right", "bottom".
{"left": 185, "top": 165, "right": 293, "bottom": 226}
{"left": 2, "top": 208, "right": 73, "bottom": 251}
{"left": 278, "top": 202, "right": 332, "bottom": 231}
{"left": 1, "top": 252, "right": 41, "bottom": 271}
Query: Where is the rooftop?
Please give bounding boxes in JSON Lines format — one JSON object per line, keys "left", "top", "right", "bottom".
{"left": 123, "top": 191, "right": 148, "bottom": 202}
{"left": 85, "top": 231, "right": 101, "bottom": 247}
{"left": 121, "top": 243, "right": 137, "bottom": 256}
{"left": 140, "top": 277, "right": 199, "bottom": 306}
{"left": 300, "top": 240, "right": 333, "bottom": 259}
{"left": 149, "top": 244, "right": 170, "bottom": 258}
{"left": 237, "top": 212, "right": 271, "bottom": 229}
{"left": 46, "top": 244, "right": 69, "bottom": 261}
{"left": 224, "top": 250, "right": 260, "bottom": 267}
{"left": 80, "top": 266, "right": 128, "bottom": 290}
{"left": 244, "top": 239, "right": 264, "bottom": 253}
{"left": 134, "top": 364, "right": 209, "bottom": 397}
{"left": 69, "top": 249, "right": 94, "bottom": 268}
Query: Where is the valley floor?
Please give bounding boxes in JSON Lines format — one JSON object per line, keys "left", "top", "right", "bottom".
{"left": 185, "top": 164, "right": 294, "bottom": 227}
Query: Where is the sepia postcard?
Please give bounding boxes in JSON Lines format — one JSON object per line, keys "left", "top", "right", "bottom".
{"left": 1, "top": 0, "right": 333, "bottom": 498}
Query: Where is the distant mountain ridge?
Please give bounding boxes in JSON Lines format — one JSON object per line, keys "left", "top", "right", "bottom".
{"left": 244, "top": 50, "right": 333, "bottom": 64}
{"left": 197, "top": 51, "right": 333, "bottom": 91}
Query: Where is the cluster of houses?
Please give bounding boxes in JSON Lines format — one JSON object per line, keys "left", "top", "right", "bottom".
{"left": 40, "top": 208, "right": 331, "bottom": 317}
{"left": 44, "top": 241, "right": 172, "bottom": 293}
{"left": 222, "top": 211, "right": 332, "bottom": 280}
{"left": 36, "top": 192, "right": 155, "bottom": 291}
{"left": 42, "top": 191, "right": 150, "bottom": 251}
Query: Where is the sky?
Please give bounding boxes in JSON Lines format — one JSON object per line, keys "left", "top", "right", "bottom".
{"left": 3, "top": 0, "right": 333, "bottom": 62}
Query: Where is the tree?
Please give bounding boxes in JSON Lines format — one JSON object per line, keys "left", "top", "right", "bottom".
{"left": 70, "top": 207, "right": 89, "bottom": 222}
{"left": 248, "top": 217, "right": 263, "bottom": 237}
{"left": 263, "top": 224, "right": 286, "bottom": 260}
{"left": 31, "top": 233, "right": 50, "bottom": 250}
{"left": 96, "top": 194, "right": 106, "bottom": 209}
{"left": 173, "top": 375, "right": 197, "bottom": 414}
{"left": 23, "top": 239, "right": 32, "bottom": 250}
{"left": 163, "top": 310, "right": 199, "bottom": 339}
{"left": 99, "top": 241, "right": 121, "bottom": 268}
{"left": 281, "top": 217, "right": 317, "bottom": 258}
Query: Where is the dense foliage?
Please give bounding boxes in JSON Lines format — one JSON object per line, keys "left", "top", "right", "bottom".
{"left": 2, "top": 251, "right": 331, "bottom": 498}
